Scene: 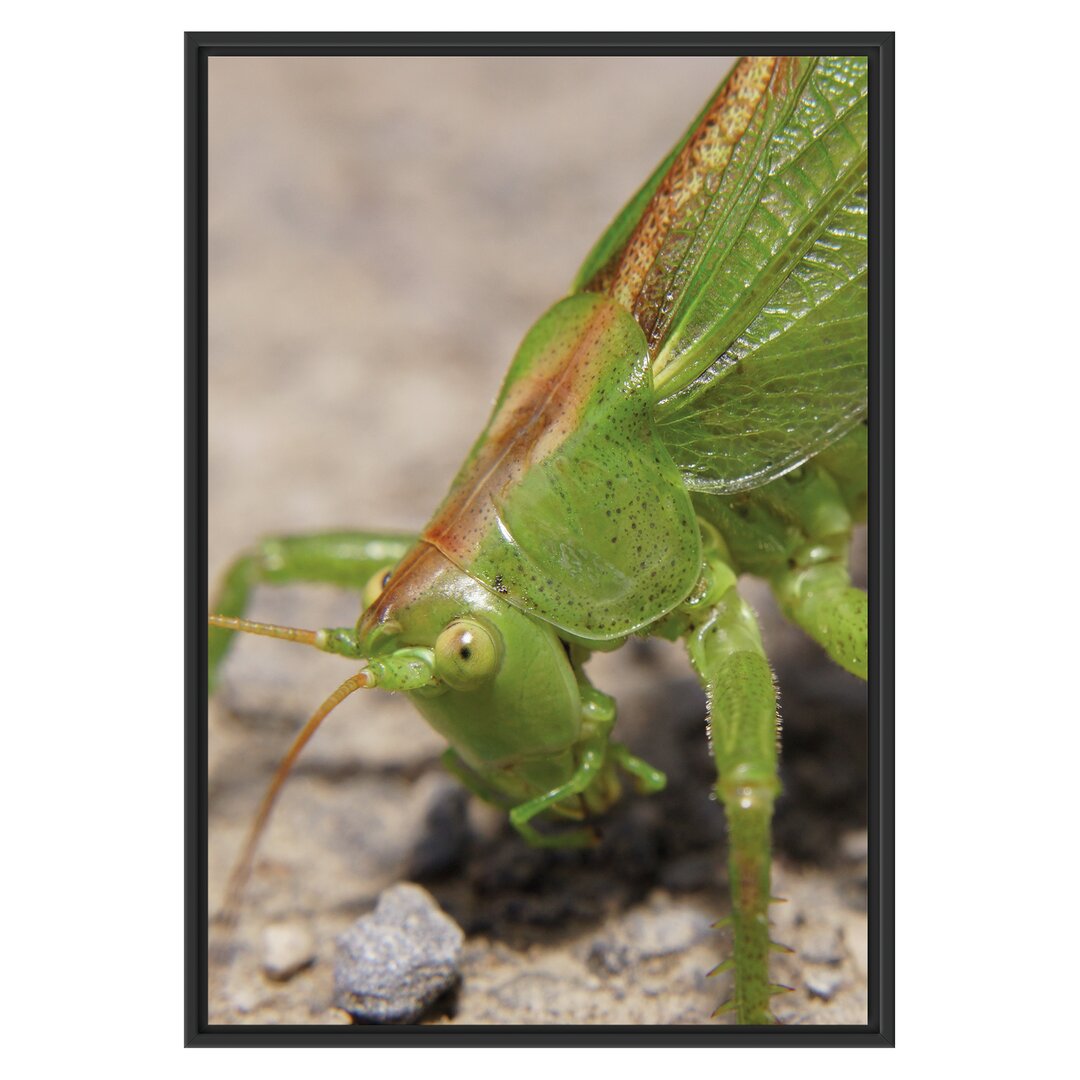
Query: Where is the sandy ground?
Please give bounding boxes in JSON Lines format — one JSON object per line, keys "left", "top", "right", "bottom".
{"left": 206, "top": 56, "right": 870, "bottom": 1028}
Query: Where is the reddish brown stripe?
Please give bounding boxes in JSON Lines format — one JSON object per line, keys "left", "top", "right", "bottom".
{"left": 423, "top": 300, "right": 621, "bottom": 562}
{"left": 587, "top": 56, "right": 777, "bottom": 327}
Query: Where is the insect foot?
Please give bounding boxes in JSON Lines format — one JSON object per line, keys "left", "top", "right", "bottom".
{"left": 334, "top": 883, "right": 465, "bottom": 1024}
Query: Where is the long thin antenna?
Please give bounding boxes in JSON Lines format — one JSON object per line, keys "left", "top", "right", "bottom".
{"left": 216, "top": 669, "right": 374, "bottom": 932}
{"left": 208, "top": 613, "right": 321, "bottom": 648}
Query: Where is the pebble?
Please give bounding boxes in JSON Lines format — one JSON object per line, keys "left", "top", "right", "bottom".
{"left": 261, "top": 921, "right": 316, "bottom": 981}
{"left": 334, "top": 883, "right": 465, "bottom": 1024}
{"left": 623, "top": 906, "right": 712, "bottom": 960}
{"left": 588, "top": 902, "right": 711, "bottom": 975}
{"left": 805, "top": 968, "right": 844, "bottom": 1001}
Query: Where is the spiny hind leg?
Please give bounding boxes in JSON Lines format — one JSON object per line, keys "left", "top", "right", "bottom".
{"left": 208, "top": 529, "right": 414, "bottom": 691}
{"left": 681, "top": 553, "right": 786, "bottom": 1024}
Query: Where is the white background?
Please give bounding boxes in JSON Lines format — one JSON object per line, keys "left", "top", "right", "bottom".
{"left": 3, "top": 2, "right": 1074, "bottom": 1075}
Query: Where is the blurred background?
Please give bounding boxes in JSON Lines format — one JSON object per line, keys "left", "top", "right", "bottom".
{"left": 207, "top": 55, "right": 868, "bottom": 1026}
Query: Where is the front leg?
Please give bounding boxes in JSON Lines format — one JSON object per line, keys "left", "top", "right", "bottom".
{"left": 208, "top": 529, "right": 415, "bottom": 691}
{"left": 505, "top": 686, "right": 643, "bottom": 850}
{"left": 506, "top": 734, "right": 610, "bottom": 850}
{"left": 682, "top": 557, "right": 784, "bottom": 1024}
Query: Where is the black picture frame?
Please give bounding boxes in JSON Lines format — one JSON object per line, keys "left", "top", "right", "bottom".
{"left": 187, "top": 32, "right": 894, "bottom": 1047}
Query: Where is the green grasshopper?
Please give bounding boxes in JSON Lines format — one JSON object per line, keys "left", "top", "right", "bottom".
{"left": 209, "top": 55, "right": 868, "bottom": 1025}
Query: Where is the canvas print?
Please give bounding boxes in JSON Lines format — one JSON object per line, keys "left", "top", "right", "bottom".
{"left": 206, "top": 53, "right": 872, "bottom": 1028}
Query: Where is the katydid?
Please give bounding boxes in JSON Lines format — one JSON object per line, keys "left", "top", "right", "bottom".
{"left": 209, "top": 55, "right": 869, "bottom": 1025}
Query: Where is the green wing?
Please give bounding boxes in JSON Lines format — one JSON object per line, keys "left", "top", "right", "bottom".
{"left": 576, "top": 56, "right": 869, "bottom": 493}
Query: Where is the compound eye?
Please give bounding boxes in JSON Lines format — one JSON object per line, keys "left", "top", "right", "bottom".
{"left": 361, "top": 564, "right": 396, "bottom": 610}
{"left": 434, "top": 619, "right": 501, "bottom": 690}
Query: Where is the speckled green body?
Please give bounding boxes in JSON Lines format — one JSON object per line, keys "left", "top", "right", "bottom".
{"left": 210, "top": 55, "right": 868, "bottom": 1025}
{"left": 422, "top": 293, "right": 700, "bottom": 639}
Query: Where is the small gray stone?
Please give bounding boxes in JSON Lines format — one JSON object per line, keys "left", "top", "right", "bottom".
{"left": 261, "top": 921, "right": 316, "bottom": 981}
{"left": 586, "top": 901, "right": 711, "bottom": 978}
{"left": 624, "top": 906, "right": 711, "bottom": 961}
{"left": 805, "top": 968, "right": 844, "bottom": 1000}
{"left": 334, "top": 883, "right": 464, "bottom": 1024}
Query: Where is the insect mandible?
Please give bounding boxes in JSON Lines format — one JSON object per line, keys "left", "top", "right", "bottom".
{"left": 208, "top": 55, "right": 869, "bottom": 1026}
